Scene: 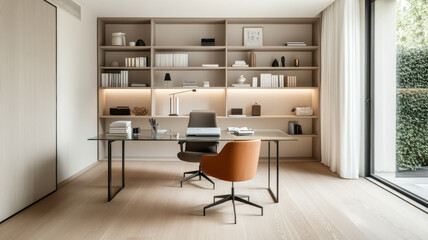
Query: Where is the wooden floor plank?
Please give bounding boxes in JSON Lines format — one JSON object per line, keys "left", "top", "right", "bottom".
{"left": 0, "top": 161, "right": 427, "bottom": 240}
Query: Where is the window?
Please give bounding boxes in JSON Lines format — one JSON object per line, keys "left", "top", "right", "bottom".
{"left": 368, "top": 0, "right": 428, "bottom": 206}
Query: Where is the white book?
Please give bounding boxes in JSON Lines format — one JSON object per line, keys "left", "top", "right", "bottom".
{"left": 136, "top": 58, "right": 140, "bottom": 67}
{"left": 232, "top": 84, "right": 251, "bottom": 87}
{"left": 227, "top": 127, "right": 249, "bottom": 132}
{"left": 260, "top": 73, "right": 272, "bottom": 87}
{"left": 202, "top": 64, "right": 219, "bottom": 67}
{"left": 232, "top": 64, "right": 249, "bottom": 67}
{"left": 140, "top": 57, "right": 145, "bottom": 67}
{"left": 252, "top": 77, "right": 258, "bottom": 87}
{"left": 125, "top": 71, "right": 128, "bottom": 87}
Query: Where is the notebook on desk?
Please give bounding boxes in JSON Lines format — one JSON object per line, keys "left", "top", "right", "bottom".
{"left": 186, "top": 127, "right": 221, "bottom": 137}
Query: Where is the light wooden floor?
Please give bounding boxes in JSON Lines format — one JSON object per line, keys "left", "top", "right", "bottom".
{"left": 0, "top": 161, "right": 427, "bottom": 240}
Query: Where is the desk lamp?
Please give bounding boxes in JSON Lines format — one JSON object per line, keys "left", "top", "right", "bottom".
{"left": 169, "top": 89, "right": 197, "bottom": 116}
{"left": 164, "top": 73, "right": 171, "bottom": 87}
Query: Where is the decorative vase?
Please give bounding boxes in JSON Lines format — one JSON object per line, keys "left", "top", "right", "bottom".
{"left": 237, "top": 75, "right": 246, "bottom": 84}
{"left": 272, "top": 59, "right": 279, "bottom": 67}
{"left": 249, "top": 51, "right": 256, "bottom": 67}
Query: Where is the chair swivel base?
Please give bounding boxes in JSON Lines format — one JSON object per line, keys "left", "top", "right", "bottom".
{"left": 181, "top": 169, "right": 215, "bottom": 189}
{"left": 203, "top": 185, "right": 263, "bottom": 224}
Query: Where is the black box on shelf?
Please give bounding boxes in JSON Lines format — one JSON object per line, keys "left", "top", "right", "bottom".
{"left": 201, "top": 38, "right": 215, "bottom": 46}
{"left": 231, "top": 108, "right": 243, "bottom": 115}
{"left": 110, "top": 106, "right": 130, "bottom": 115}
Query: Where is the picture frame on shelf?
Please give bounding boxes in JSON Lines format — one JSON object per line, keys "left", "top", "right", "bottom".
{"left": 243, "top": 27, "right": 263, "bottom": 47}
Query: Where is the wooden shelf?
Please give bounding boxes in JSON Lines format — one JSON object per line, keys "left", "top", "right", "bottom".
{"left": 227, "top": 115, "right": 319, "bottom": 119}
{"left": 97, "top": 17, "right": 322, "bottom": 161}
{"left": 153, "top": 46, "right": 226, "bottom": 51}
{"left": 153, "top": 67, "right": 226, "bottom": 71}
{"left": 153, "top": 87, "right": 225, "bottom": 89}
{"left": 99, "top": 46, "right": 151, "bottom": 51}
{"left": 100, "top": 115, "right": 152, "bottom": 119}
{"left": 227, "top": 46, "right": 319, "bottom": 52}
{"left": 100, "top": 87, "right": 151, "bottom": 89}
{"left": 100, "top": 67, "right": 151, "bottom": 70}
{"left": 292, "top": 134, "right": 319, "bottom": 138}
{"left": 227, "top": 87, "right": 318, "bottom": 90}
{"left": 227, "top": 67, "right": 319, "bottom": 71}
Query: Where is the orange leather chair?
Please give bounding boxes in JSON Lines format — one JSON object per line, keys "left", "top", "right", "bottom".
{"left": 201, "top": 140, "right": 263, "bottom": 224}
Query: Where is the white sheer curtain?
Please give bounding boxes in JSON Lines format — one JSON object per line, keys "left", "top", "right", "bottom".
{"left": 321, "top": 0, "right": 362, "bottom": 179}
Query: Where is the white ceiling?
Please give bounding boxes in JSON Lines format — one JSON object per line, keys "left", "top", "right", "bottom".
{"left": 79, "top": 0, "right": 334, "bottom": 18}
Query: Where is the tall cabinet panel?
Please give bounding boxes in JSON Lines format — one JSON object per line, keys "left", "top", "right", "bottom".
{"left": 0, "top": 0, "right": 56, "bottom": 222}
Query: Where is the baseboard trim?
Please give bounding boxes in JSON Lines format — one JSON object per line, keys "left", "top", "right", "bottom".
{"left": 57, "top": 161, "right": 100, "bottom": 189}
{"left": 97, "top": 157, "right": 319, "bottom": 162}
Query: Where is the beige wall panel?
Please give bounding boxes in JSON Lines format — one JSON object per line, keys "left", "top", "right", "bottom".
{"left": 0, "top": 0, "right": 56, "bottom": 222}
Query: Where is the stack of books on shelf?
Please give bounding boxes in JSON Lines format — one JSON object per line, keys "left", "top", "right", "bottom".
{"left": 106, "top": 121, "right": 132, "bottom": 138}
{"left": 202, "top": 64, "right": 219, "bottom": 68}
{"left": 286, "top": 76, "right": 297, "bottom": 87}
{"left": 125, "top": 57, "right": 149, "bottom": 67}
{"left": 285, "top": 42, "right": 307, "bottom": 46}
{"left": 231, "top": 60, "right": 248, "bottom": 67}
{"left": 101, "top": 71, "right": 128, "bottom": 87}
{"left": 182, "top": 80, "right": 198, "bottom": 88}
{"left": 155, "top": 53, "right": 188, "bottom": 67}
{"left": 260, "top": 73, "right": 285, "bottom": 87}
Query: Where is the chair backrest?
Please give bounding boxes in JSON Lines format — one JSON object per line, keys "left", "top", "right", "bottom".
{"left": 186, "top": 112, "right": 218, "bottom": 152}
{"left": 188, "top": 111, "right": 218, "bottom": 128}
{"left": 201, "top": 140, "right": 261, "bottom": 182}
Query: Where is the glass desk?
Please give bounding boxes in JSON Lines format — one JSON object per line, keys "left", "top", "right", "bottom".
{"left": 88, "top": 129, "right": 297, "bottom": 202}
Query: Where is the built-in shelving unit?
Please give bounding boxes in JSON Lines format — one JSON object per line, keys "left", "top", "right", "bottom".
{"left": 97, "top": 17, "right": 321, "bottom": 161}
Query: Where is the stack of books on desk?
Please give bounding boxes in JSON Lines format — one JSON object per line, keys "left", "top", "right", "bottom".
{"left": 107, "top": 121, "right": 132, "bottom": 138}
{"left": 227, "top": 127, "right": 254, "bottom": 136}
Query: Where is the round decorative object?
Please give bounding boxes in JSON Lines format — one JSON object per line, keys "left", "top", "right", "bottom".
{"left": 111, "top": 61, "right": 120, "bottom": 67}
{"left": 136, "top": 39, "right": 146, "bottom": 46}
{"left": 237, "top": 75, "right": 246, "bottom": 84}
{"left": 132, "top": 107, "right": 148, "bottom": 116}
{"left": 112, "top": 32, "right": 125, "bottom": 46}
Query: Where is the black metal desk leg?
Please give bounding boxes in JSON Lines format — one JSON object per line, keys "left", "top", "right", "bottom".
{"left": 108, "top": 140, "right": 113, "bottom": 201}
{"left": 268, "top": 141, "right": 271, "bottom": 188}
{"left": 267, "top": 141, "right": 279, "bottom": 203}
{"left": 122, "top": 140, "right": 125, "bottom": 188}
{"left": 107, "top": 140, "right": 125, "bottom": 202}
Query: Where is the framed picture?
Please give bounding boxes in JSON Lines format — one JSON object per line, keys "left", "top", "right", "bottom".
{"left": 243, "top": 27, "right": 263, "bottom": 47}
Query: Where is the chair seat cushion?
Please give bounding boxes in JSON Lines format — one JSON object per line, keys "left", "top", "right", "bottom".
{"left": 177, "top": 151, "right": 217, "bottom": 163}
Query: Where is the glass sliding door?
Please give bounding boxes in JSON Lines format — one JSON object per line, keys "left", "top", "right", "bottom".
{"left": 370, "top": 0, "right": 428, "bottom": 205}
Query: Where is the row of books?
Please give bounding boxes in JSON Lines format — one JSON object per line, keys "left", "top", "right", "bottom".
{"left": 260, "top": 74, "right": 285, "bottom": 87}
{"left": 155, "top": 53, "right": 189, "bottom": 67}
{"left": 106, "top": 121, "right": 132, "bottom": 138}
{"left": 286, "top": 76, "right": 297, "bottom": 87}
{"left": 182, "top": 80, "right": 198, "bottom": 87}
{"left": 101, "top": 71, "right": 129, "bottom": 87}
{"left": 125, "top": 57, "right": 149, "bottom": 67}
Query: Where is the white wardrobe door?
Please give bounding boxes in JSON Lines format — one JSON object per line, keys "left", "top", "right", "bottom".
{"left": 0, "top": 0, "right": 56, "bottom": 222}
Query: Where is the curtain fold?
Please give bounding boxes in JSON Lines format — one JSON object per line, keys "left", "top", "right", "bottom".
{"left": 321, "top": 0, "right": 362, "bottom": 179}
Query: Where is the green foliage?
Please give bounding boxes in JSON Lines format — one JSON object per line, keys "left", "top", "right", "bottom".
{"left": 396, "top": 45, "right": 428, "bottom": 88}
{"left": 396, "top": 89, "right": 428, "bottom": 170}
{"left": 395, "top": 0, "right": 428, "bottom": 170}
{"left": 397, "top": 0, "right": 428, "bottom": 47}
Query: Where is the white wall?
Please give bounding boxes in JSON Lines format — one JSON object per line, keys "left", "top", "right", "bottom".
{"left": 57, "top": 0, "right": 98, "bottom": 183}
